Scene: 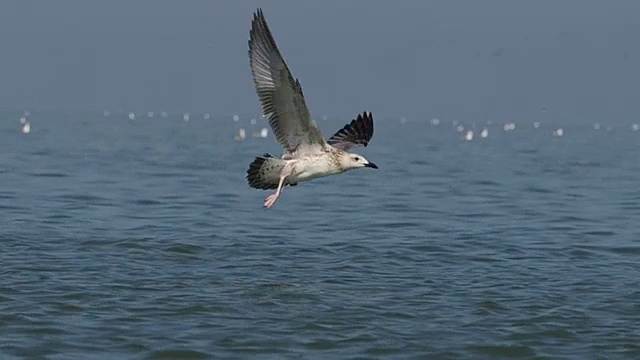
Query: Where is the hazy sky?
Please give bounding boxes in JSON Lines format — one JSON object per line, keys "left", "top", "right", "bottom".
{"left": 1, "top": 0, "right": 639, "bottom": 123}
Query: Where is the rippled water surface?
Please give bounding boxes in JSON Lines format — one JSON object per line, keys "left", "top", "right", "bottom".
{"left": 1, "top": 112, "right": 640, "bottom": 359}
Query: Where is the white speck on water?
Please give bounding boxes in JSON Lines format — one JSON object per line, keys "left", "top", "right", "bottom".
{"left": 503, "top": 123, "right": 516, "bottom": 132}
{"left": 234, "top": 128, "right": 246, "bottom": 141}
{"left": 464, "top": 130, "right": 474, "bottom": 141}
{"left": 21, "top": 121, "right": 31, "bottom": 134}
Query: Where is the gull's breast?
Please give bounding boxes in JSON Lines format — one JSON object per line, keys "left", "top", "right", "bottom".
{"left": 289, "top": 156, "right": 343, "bottom": 183}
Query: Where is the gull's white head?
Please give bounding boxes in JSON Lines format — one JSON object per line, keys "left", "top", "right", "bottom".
{"left": 340, "top": 152, "right": 378, "bottom": 171}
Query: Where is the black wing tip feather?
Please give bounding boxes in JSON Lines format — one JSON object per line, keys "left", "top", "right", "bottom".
{"left": 252, "top": 9, "right": 266, "bottom": 35}
{"left": 252, "top": 8, "right": 264, "bottom": 25}
{"left": 327, "top": 111, "right": 374, "bottom": 148}
{"left": 248, "top": 7, "right": 281, "bottom": 83}
{"left": 249, "top": 8, "right": 274, "bottom": 48}
{"left": 356, "top": 111, "right": 374, "bottom": 145}
{"left": 248, "top": 9, "right": 264, "bottom": 52}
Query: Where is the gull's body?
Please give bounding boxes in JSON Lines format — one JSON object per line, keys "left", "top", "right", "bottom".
{"left": 246, "top": 8, "right": 378, "bottom": 208}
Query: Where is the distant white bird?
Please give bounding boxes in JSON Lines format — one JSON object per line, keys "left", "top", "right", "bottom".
{"left": 253, "top": 127, "right": 269, "bottom": 138}
{"left": 22, "top": 121, "right": 31, "bottom": 134}
{"left": 480, "top": 127, "right": 488, "bottom": 138}
{"left": 234, "top": 128, "right": 246, "bottom": 141}
{"left": 246, "top": 9, "right": 378, "bottom": 208}
{"left": 464, "top": 130, "right": 473, "bottom": 141}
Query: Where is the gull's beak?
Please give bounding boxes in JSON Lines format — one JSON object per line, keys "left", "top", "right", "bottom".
{"left": 365, "top": 162, "right": 378, "bottom": 169}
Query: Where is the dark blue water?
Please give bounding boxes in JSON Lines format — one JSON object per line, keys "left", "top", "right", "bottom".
{"left": 1, "top": 112, "right": 640, "bottom": 359}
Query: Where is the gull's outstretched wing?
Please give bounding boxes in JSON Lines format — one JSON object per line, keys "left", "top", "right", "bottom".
{"left": 327, "top": 112, "right": 375, "bottom": 151}
{"left": 249, "top": 8, "right": 326, "bottom": 157}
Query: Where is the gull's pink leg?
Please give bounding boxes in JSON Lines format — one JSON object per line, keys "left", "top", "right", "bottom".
{"left": 264, "top": 176, "right": 286, "bottom": 209}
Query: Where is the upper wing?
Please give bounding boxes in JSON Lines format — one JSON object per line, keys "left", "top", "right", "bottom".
{"left": 327, "top": 112, "right": 375, "bottom": 151}
{"left": 248, "top": 9, "right": 326, "bottom": 157}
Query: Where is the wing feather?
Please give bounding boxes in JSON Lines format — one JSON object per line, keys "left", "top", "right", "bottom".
{"left": 327, "top": 112, "right": 375, "bottom": 151}
{"left": 248, "top": 9, "right": 326, "bottom": 157}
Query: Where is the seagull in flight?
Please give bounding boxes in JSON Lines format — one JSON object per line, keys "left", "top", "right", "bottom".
{"left": 246, "top": 8, "right": 378, "bottom": 208}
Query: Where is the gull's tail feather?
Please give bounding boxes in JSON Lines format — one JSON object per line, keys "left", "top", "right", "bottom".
{"left": 247, "top": 154, "right": 286, "bottom": 190}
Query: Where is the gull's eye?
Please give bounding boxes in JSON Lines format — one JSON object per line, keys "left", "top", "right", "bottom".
{"left": 354, "top": 157, "right": 360, "bottom": 161}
